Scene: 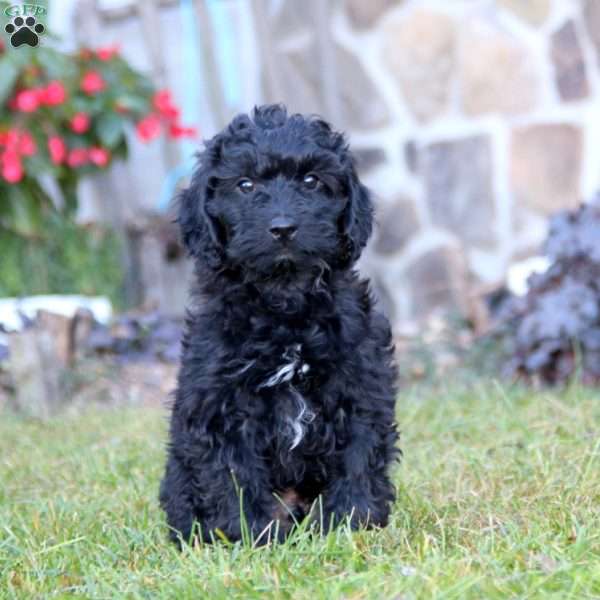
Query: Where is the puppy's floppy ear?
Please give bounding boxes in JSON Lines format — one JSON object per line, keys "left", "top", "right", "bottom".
{"left": 340, "top": 167, "right": 374, "bottom": 263}
{"left": 178, "top": 167, "right": 224, "bottom": 269}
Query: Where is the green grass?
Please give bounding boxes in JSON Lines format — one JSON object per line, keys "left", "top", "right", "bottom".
{"left": 1, "top": 381, "right": 600, "bottom": 599}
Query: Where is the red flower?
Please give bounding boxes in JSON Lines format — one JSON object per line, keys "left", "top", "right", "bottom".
{"left": 4, "top": 129, "right": 20, "bottom": 149}
{"left": 18, "top": 131, "right": 36, "bottom": 156}
{"left": 48, "top": 136, "right": 67, "bottom": 165}
{"left": 153, "top": 89, "right": 179, "bottom": 120}
{"left": 89, "top": 146, "right": 110, "bottom": 167}
{"left": 14, "top": 89, "right": 40, "bottom": 112}
{"left": 1, "top": 149, "right": 24, "bottom": 183}
{"left": 70, "top": 112, "right": 91, "bottom": 134}
{"left": 79, "top": 48, "right": 94, "bottom": 60}
{"left": 41, "top": 81, "right": 67, "bottom": 106}
{"left": 81, "top": 71, "right": 106, "bottom": 95}
{"left": 168, "top": 122, "right": 198, "bottom": 139}
{"left": 136, "top": 113, "right": 162, "bottom": 142}
{"left": 96, "top": 45, "right": 120, "bottom": 61}
{"left": 67, "top": 148, "right": 89, "bottom": 168}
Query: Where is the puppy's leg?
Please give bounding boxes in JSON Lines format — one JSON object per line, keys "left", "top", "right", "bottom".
{"left": 319, "top": 470, "right": 393, "bottom": 531}
{"left": 160, "top": 439, "right": 283, "bottom": 546}
{"left": 320, "top": 418, "right": 398, "bottom": 532}
{"left": 159, "top": 454, "right": 198, "bottom": 547}
{"left": 201, "top": 452, "right": 286, "bottom": 545}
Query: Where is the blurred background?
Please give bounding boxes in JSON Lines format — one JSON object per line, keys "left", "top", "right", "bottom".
{"left": 2, "top": 0, "right": 599, "bottom": 413}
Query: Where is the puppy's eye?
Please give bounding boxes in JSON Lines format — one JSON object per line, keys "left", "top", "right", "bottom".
{"left": 303, "top": 173, "right": 320, "bottom": 190}
{"left": 237, "top": 178, "right": 255, "bottom": 193}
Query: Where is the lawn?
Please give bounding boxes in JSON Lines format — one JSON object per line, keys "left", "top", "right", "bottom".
{"left": 1, "top": 381, "right": 599, "bottom": 599}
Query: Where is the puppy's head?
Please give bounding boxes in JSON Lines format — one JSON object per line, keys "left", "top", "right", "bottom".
{"left": 179, "top": 104, "right": 372, "bottom": 276}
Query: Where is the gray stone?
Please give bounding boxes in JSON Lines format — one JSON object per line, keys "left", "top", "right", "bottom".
{"left": 404, "top": 140, "right": 418, "bottom": 173}
{"left": 263, "top": 51, "right": 321, "bottom": 117}
{"left": 274, "top": 42, "right": 390, "bottom": 130}
{"left": 374, "top": 196, "right": 419, "bottom": 255}
{"left": 511, "top": 124, "right": 582, "bottom": 214}
{"left": 420, "top": 135, "right": 496, "bottom": 247}
{"left": 551, "top": 20, "right": 589, "bottom": 101}
{"left": 404, "top": 245, "right": 469, "bottom": 319}
{"left": 382, "top": 10, "right": 456, "bottom": 122}
{"left": 497, "top": 0, "right": 551, "bottom": 25}
{"left": 271, "top": 0, "right": 314, "bottom": 40}
{"left": 266, "top": 2, "right": 392, "bottom": 129}
{"left": 459, "top": 21, "right": 539, "bottom": 116}
{"left": 332, "top": 44, "right": 391, "bottom": 129}
{"left": 354, "top": 147, "right": 387, "bottom": 175}
{"left": 346, "top": 0, "right": 401, "bottom": 29}
{"left": 370, "top": 276, "right": 396, "bottom": 322}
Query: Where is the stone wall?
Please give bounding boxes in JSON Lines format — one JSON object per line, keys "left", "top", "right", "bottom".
{"left": 71, "top": 0, "right": 599, "bottom": 330}
{"left": 261, "top": 0, "right": 600, "bottom": 331}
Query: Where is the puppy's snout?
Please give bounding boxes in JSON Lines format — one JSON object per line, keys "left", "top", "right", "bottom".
{"left": 269, "top": 217, "right": 297, "bottom": 241}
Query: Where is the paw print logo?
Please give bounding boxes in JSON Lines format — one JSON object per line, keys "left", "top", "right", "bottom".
{"left": 5, "top": 16, "right": 45, "bottom": 48}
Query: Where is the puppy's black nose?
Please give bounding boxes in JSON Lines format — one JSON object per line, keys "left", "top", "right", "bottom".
{"left": 270, "top": 217, "right": 297, "bottom": 241}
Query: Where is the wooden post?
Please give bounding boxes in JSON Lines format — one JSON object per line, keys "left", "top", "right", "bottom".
{"left": 8, "top": 312, "right": 71, "bottom": 419}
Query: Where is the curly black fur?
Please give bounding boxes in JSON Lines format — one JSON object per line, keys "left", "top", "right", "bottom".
{"left": 159, "top": 104, "right": 400, "bottom": 545}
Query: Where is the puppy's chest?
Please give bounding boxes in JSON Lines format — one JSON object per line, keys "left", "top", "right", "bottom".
{"left": 256, "top": 342, "right": 311, "bottom": 391}
{"left": 230, "top": 321, "right": 336, "bottom": 396}
{"left": 225, "top": 323, "right": 349, "bottom": 454}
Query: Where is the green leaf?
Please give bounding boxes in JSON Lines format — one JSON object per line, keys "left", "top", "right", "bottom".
{"left": 23, "top": 154, "right": 51, "bottom": 176}
{"left": 2, "top": 182, "right": 48, "bottom": 237}
{"left": 115, "top": 94, "right": 148, "bottom": 115}
{"left": 112, "top": 136, "right": 129, "bottom": 160}
{"left": 6, "top": 46, "right": 34, "bottom": 69}
{"left": 36, "top": 48, "right": 77, "bottom": 80}
{"left": 96, "top": 113, "right": 124, "bottom": 148}
{"left": 0, "top": 57, "right": 19, "bottom": 105}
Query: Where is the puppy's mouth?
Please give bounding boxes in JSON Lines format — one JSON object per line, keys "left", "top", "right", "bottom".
{"left": 273, "top": 242, "right": 299, "bottom": 261}
{"left": 275, "top": 247, "right": 294, "bottom": 259}
{"left": 272, "top": 255, "right": 297, "bottom": 274}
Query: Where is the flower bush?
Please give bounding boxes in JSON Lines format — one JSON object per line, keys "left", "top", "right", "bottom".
{"left": 0, "top": 41, "right": 196, "bottom": 237}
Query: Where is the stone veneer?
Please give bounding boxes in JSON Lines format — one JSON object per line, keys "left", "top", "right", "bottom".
{"left": 263, "top": 0, "right": 600, "bottom": 331}
{"left": 77, "top": 0, "right": 600, "bottom": 331}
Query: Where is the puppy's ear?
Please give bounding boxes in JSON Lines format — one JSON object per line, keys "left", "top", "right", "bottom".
{"left": 340, "top": 169, "right": 374, "bottom": 264}
{"left": 178, "top": 169, "right": 223, "bottom": 269}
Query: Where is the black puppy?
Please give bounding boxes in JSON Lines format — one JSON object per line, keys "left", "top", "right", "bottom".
{"left": 160, "top": 104, "right": 399, "bottom": 545}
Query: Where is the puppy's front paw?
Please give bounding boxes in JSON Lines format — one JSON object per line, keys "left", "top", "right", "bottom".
{"left": 320, "top": 480, "right": 389, "bottom": 532}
